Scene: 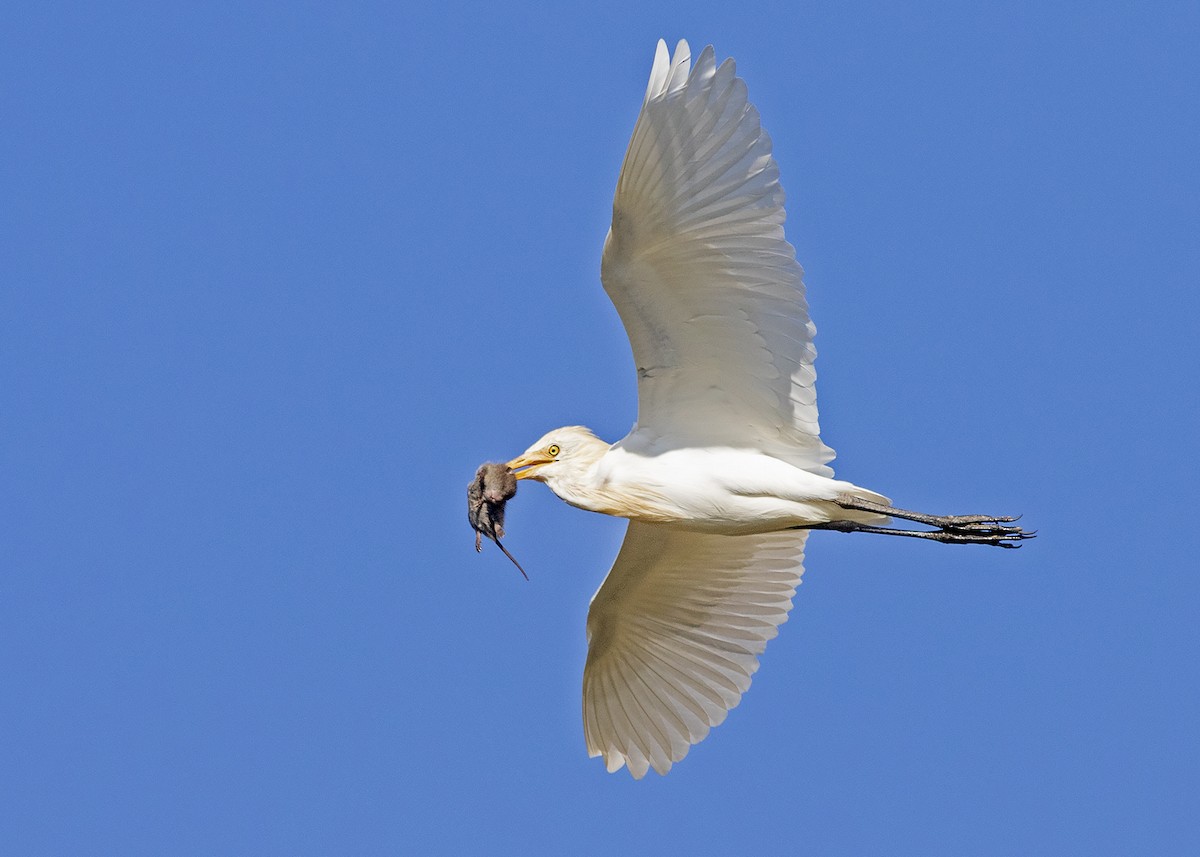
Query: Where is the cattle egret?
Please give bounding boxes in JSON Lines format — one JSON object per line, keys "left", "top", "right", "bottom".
{"left": 503, "top": 40, "right": 1032, "bottom": 779}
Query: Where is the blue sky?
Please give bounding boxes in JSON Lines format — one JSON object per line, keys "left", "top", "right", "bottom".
{"left": 3, "top": 1, "right": 1198, "bottom": 854}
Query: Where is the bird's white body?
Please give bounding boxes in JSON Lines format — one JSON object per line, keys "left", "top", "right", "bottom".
{"left": 532, "top": 427, "right": 887, "bottom": 534}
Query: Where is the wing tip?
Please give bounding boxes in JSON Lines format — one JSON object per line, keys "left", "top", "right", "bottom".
{"left": 591, "top": 745, "right": 678, "bottom": 779}
{"left": 646, "top": 38, "right": 704, "bottom": 103}
{"left": 644, "top": 39, "right": 671, "bottom": 104}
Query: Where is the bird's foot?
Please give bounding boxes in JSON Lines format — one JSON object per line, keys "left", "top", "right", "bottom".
{"left": 920, "top": 518, "right": 1036, "bottom": 549}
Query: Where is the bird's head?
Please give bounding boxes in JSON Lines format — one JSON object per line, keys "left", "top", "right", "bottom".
{"left": 507, "top": 426, "right": 610, "bottom": 487}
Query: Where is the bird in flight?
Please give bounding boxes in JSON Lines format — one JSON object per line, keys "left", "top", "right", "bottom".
{"left": 502, "top": 39, "right": 1032, "bottom": 779}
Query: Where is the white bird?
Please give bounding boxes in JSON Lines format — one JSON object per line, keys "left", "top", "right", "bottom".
{"left": 503, "top": 39, "right": 1031, "bottom": 779}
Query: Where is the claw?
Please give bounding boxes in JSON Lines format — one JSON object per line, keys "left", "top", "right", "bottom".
{"left": 927, "top": 524, "right": 1036, "bottom": 547}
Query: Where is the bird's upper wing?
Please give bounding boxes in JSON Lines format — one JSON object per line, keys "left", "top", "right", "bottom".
{"left": 602, "top": 40, "right": 835, "bottom": 475}
{"left": 583, "top": 522, "right": 807, "bottom": 778}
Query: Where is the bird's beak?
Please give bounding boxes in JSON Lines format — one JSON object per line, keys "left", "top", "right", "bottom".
{"left": 506, "top": 452, "right": 553, "bottom": 480}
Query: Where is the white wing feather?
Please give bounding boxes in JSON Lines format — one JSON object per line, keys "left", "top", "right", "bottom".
{"left": 602, "top": 39, "right": 834, "bottom": 475}
{"left": 584, "top": 522, "right": 807, "bottom": 778}
{"left": 581, "top": 41, "right": 826, "bottom": 778}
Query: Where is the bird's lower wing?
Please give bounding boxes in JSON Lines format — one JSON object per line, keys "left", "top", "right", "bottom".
{"left": 583, "top": 522, "right": 807, "bottom": 778}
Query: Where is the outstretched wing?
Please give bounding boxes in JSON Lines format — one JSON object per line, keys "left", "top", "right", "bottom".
{"left": 583, "top": 523, "right": 808, "bottom": 778}
{"left": 602, "top": 40, "right": 835, "bottom": 476}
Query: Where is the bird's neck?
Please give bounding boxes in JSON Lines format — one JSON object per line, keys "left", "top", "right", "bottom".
{"left": 547, "top": 467, "right": 611, "bottom": 514}
{"left": 542, "top": 442, "right": 619, "bottom": 515}
{"left": 545, "top": 445, "right": 675, "bottom": 521}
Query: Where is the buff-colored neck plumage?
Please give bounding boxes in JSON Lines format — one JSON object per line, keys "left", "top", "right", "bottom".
{"left": 517, "top": 425, "right": 616, "bottom": 512}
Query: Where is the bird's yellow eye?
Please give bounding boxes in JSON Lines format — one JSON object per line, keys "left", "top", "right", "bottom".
{"left": 547, "top": 444, "right": 561, "bottom": 457}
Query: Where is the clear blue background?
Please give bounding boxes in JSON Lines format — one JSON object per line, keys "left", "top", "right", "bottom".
{"left": 3, "top": 1, "right": 1197, "bottom": 854}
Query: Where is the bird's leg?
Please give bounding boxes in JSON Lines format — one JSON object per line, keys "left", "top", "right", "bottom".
{"left": 809, "top": 495, "right": 1037, "bottom": 548}
{"left": 803, "top": 520, "right": 1030, "bottom": 548}
{"left": 834, "top": 495, "right": 1018, "bottom": 528}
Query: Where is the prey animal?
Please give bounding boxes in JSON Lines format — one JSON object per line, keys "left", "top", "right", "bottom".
{"left": 467, "top": 462, "right": 528, "bottom": 580}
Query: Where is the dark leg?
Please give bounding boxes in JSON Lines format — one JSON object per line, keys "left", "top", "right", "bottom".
{"left": 800, "top": 495, "right": 1038, "bottom": 548}
{"left": 803, "top": 519, "right": 1032, "bottom": 548}
{"left": 835, "top": 495, "right": 1023, "bottom": 529}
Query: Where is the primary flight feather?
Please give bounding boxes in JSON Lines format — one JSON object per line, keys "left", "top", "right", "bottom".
{"left": 501, "top": 39, "right": 1031, "bottom": 779}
